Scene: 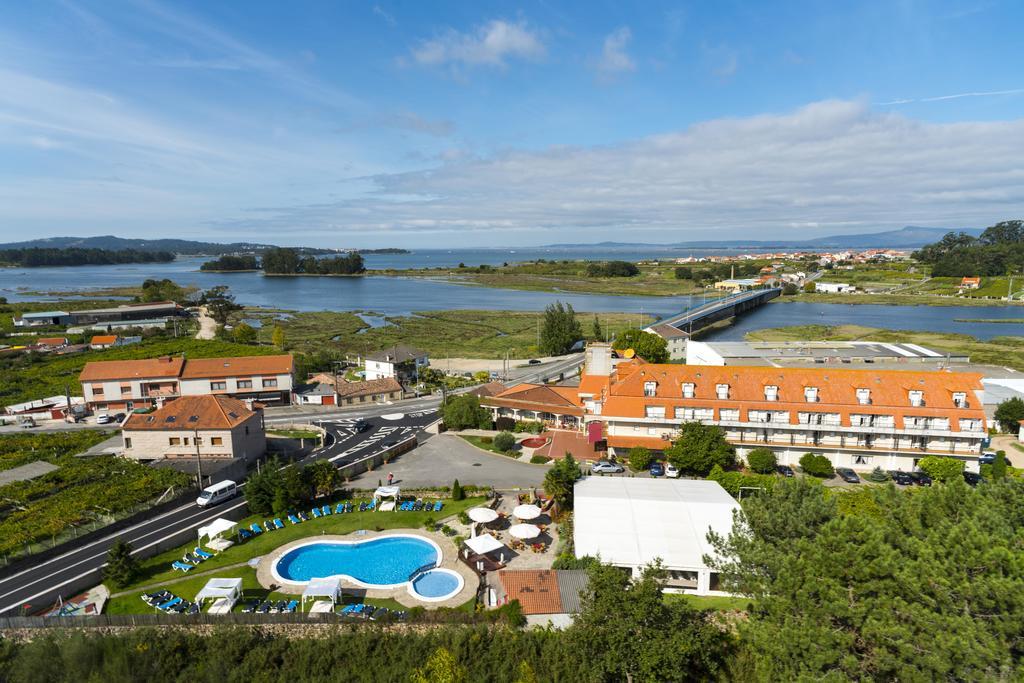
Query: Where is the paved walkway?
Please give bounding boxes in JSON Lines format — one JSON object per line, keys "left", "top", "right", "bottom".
{"left": 194, "top": 306, "right": 216, "bottom": 340}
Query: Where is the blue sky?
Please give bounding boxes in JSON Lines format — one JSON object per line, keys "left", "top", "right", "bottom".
{"left": 1, "top": 1, "right": 1023, "bottom": 247}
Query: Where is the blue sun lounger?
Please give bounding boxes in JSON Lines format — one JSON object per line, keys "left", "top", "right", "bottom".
{"left": 171, "top": 561, "right": 194, "bottom": 572}
{"left": 340, "top": 603, "right": 362, "bottom": 615}
{"left": 433, "top": 501, "right": 443, "bottom": 512}
{"left": 288, "top": 514, "right": 301, "bottom": 524}
{"left": 273, "top": 518, "right": 284, "bottom": 529}
{"left": 239, "top": 528, "right": 252, "bottom": 541}
{"left": 334, "top": 502, "right": 346, "bottom": 514}
{"left": 283, "top": 600, "right": 299, "bottom": 613}
{"left": 249, "top": 523, "right": 263, "bottom": 535}
{"left": 157, "top": 596, "right": 182, "bottom": 611}
{"left": 311, "top": 507, "right": 321, "bottom": 518}
{"left": 193, "top": 547, "right": 214, "bottom": 560}
{"left": 321, "top": 505, "right": 331, "bottom": 516}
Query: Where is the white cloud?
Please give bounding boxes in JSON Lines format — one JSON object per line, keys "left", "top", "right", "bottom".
{"left": 212, "top": 100, "right": 1024, "bottom": 239}
{"left": 373, "top": 5, "right": 396, "bottom": 27}
{"left": 878, "top": 88, "right": 1024, "bottom": 105}
{"left": 595, "top": 27, "right": 636, "bottom": 79}
{"left": 410, "top": 19, "right": 545, "bottom": 69}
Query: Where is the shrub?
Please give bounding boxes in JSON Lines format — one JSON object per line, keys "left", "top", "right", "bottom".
{"left": 451, "top": 479, "right": 464, "bottom": 501}
{"left": 867, "top": 467, "right": 889, "bottom": 483}
{"left": 480, "top": 436, "right": 493, "bottom": 444}
{"left": 493, "top": 431, "right": 517, "bottom": 452}
{"left": 513, "top": 420, "right": 544, "bottom": 434}
{"left": 707, "top": 464, "right": 776, "bottom": 498}
{"left": 530, "top": 455, "right": 552, "bottom": 464}
{"left": 746, "top": 448, "right": 777, "bottom": 474}
{"left": 799, "top": 452, "right": 835, "bottom": 478}
{"left": 917, "top": 456, "right": 965, "bottom": 482}
{"left": 628, "top": 447, "right": 653, "bottom": 472}
{"left": 440, "top": 524, "right": 455, "bottom": 536}
{"left": 457, "top": 511, "right": 471, "bottom": 525}
{"left": 422, "top": 516, "right": 436, "bottom": 530}
{"left": 103, "top": 540, "right": 140, "bottom": 589}
{"left": 992, "top": 451, "right": 1008, "bottom": 480}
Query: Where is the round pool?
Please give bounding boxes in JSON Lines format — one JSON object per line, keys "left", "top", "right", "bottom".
{"left": 409, "top": 568, "right": 464, "bottom": 602}
{"left": 272, "top": 535, "right": 441, "bottom": 588}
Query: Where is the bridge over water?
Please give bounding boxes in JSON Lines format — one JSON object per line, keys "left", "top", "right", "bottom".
{"left": 645, "top": 288, "right": 782, "bottom": 358}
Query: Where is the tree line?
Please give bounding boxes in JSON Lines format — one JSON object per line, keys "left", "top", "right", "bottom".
{"left": 0, "top": 248, "right": 174, "bottom": 267}
{"left": 200, "top": 255, "right": 259, "bottom": 271}
{"left": 912, "top": 219, "right": 1024, "bottom": 277}
{"left": 261, "top": 247, "right": 365, "bottom": 275}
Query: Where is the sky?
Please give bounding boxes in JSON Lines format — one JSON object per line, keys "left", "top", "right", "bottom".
{"left": 1, "top": 0, "right": 1023, "bottom": 248}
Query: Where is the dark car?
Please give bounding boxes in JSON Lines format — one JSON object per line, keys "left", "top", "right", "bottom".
{"left": 776, "top": 465, "right": 795, "bottom": 478}
{"left": 836, "top": 467, "right": 860, "bottom": 484}
{"left": 528, "top": 359, "right": 542, "bottom": 365}
{"left": 909, "top": 471, "right": 932, "bottom": 487}
{"left": 649, "top": 462, "right": 665, "bottom": 477}
{"left": 963, "top": 471, "right": 983, "bottom": 487}
{"left": 111, "top": 412, "right": 126, "bottom": 423}
{"left": 889, "top": 470, "right": 915, "bottom": 486}
{"left": 354, "top": 419, "right": 370, "bottom": 432}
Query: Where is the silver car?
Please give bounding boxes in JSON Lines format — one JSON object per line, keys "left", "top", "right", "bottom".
{"left": 591, "top": 461, "right": 624, "bottom": 474}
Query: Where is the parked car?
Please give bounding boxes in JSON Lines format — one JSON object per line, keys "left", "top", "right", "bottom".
{"left": 591, "top": 461, "right": 624, "bottom": 474}
{"left": 18, "top": 417, "right": 36, "bottom": 429}
{"left": 963, "top": 471, "right": 983, "bottom": 487}
{"left": 649, "top": 462, "right": 665, "bottom": 477}
{"left": 111, "top": 412, "right": 126, "bottom": 423}
{"left": 664, "top": 463, "right": 680, "bottom": 478}
{"left": 528, "top": 359, "right": 542, "bottom": 365}
{"left": 95, "top": 413, "right": 112, "bottom": 425}
{"left": 909, "top": 471, "right": 932, "bottom": 487}
{"left": 836, "top": 467, "right": 860, "bottom": 484}
{"left": 354, "top": 419, "right": 369, "bottom": 432}
{"left": 777, "top": 465, "right": 795, "bottom": 478}
{"left": 979, "top": 451, "right": 997, "bottom": 465}
{"left": 889, "top": 470, "right": 915, "bottom": 486}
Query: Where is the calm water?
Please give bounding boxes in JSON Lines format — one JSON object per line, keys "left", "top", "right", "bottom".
{"left": 0, "top": 257, "right": 1021, "bottom": 339}
{"left": 274, "top": 537, "right": 438, "bottom": 585}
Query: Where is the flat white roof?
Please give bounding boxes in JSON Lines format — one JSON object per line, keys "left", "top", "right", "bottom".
{"left": 573, "top": 478, "right": 739, "bottom": 572}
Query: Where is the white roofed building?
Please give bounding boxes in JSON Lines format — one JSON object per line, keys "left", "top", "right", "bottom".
{"left": 573, "top": 477, "right": 740, "bottom": 595}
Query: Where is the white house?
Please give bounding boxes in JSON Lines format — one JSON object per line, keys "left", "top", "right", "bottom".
{"left": 813, "top": 282, "right": 856, "bottom": 294}
{"left": 573, "top": 477, "right": 740, "bottom": 595}
{"left": 364, "top": 346, "right": 429, "bottom": 382}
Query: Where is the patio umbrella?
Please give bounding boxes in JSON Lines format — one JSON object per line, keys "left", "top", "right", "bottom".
{"left": 508, "top": 523, "right": 541, "bottom": 540}
{"left": 512, "top": 504, "right": 541, "bottom": 520}
{"left": 468, "top": 507, "right": 499, "bottom": 524}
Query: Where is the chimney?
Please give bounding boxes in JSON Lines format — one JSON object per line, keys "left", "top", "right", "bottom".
{"left": 586, "top": 342, "right": 613, "bottom": 376}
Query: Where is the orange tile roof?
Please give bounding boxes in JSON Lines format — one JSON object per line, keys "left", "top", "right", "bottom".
{"left": 123, "top": 395, "right": 256, "bottom": 431}
{"left": 499, "top": 570, "right": 563, "bottom": 614}
{"left": 79, "top": 356, "right": 185, "bottom": 382}
{"left": 482, "top": 383, "right": 584, "bottom": 416}
{"left": 961, "top": 277, "right": 980, "bottom": 285}
{"left": 181, "top": 354, "right": 293, "bottom": 379}
{"left": 577, "top": 374, "right": 609, "bottom": 396}
{"left": 36, "top": 337, "right": 67, "bottom": 346}
{"left": 333, "top": 377, "right": 403, "bottom": 398}
{"left": 90, "top": 335, "right": 118, "bottom": 345}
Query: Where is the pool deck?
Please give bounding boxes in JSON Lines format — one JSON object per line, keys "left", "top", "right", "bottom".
{"left": 255, "top": 529, "right": 477, "bottom": 609}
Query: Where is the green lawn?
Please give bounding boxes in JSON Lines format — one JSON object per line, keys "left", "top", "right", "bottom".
{"left": 458, "top": 435, "right": 518, "bottom": 458}
{"left": 107, "top": 495, "right": 484, "bottom": 612}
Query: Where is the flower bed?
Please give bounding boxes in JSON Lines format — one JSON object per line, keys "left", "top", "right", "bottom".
{"left": 520, "top": 437, "right": 548, "bottom": 449}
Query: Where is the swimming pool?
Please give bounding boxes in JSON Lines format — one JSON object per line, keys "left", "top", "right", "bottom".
{"left": 409, "top": 568, "right": 464, "bottom": 602}
{"left": 272, "top": 535, "right": 441, "bottom": 588}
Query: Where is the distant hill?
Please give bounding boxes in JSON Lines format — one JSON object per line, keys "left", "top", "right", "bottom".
{"left": 544, "top": 226, "right": 984, "bottom": 250}
{"left": 0, "top": 235, "right": 333, "bottom": 256}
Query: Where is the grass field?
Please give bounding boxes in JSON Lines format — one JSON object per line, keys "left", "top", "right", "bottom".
{"left": 458, "top": 435, "right": 519, "bottom": 458}
{"left": 239, "top": 308, "right": 656, "bottom": 359}
{"left": 746, "top": 324, "right": 1024, "bottom": 372}
{"left": 105, "top": 494, "right": 484, "bottom": 614}
{"left": 665, "top": 592, "right": 753, "bottom": 612}
{"left": 0, "top": 337, "right": 280, "bottom": 409}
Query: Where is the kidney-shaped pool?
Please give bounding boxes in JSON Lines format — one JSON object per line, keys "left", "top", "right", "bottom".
{"left": 273, "top": 535, "right": 441, "bottom": 587}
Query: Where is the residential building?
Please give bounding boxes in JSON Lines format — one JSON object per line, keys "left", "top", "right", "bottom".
{"left": 961, "top": 276, "right": 981, "bottom": 290}
{"left": 814, "top": 282, "right": 856, "bottom": 294}
{"left": 89, "top": 335, "right": 118, "bottom": 350}
{"left": 713, "top": 278, "right": 761, "bottom": 292}
{"left": 582, "top": 345, "right": 988, "bottom": 472}
{"left": 121, "top": 395, "right": 265, "bottom": 462}
{"left": 79, "top": 354, "right": 294, "bottom": 412}
{"left": 573, "top": 478, "right": 739, "bottom": 595}
{"left": 364, "top": 345, "right": 429, "bottom": 382}
{"left": 497, "top": 569, "right": 590, "bottom": 628}
{"left": 480, "top": 383, "right": 584, "bottom": 429}
{"left": 332, "top": 377, "right": 403, "bottom": 405}
{"left": 35, "top": 337, "right": 68, "bottom": 350}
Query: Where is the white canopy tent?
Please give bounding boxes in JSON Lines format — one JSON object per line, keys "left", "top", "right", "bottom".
{"left": 464, "top": 533, "right": 504, "bottom": 556}
{"left": 198, "top": 518, "right": 238, "bottom": 551}
{"left": 194, "top": 577, "right": 243, "bottom": 614}
{"left": 374, "top": 486, "right": 401, "bottom": 512}
{"left": 301, "top": 576, "right": 342, "bottom": 610}
{"left": 508, "top": 523, "right": 541, "bottom": 540}
{"left": 512, "top": 504, "right": 542, "bottom": 520}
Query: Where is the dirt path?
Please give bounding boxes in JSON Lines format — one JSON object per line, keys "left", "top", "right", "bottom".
{"left": 195, "top": 306, "right": 217, "bottom": 340}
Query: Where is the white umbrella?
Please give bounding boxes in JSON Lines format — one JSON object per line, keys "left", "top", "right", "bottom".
{"left": 512, "top": 504, "right": 541, "bottom": 520}
{"left": 508, "top": 523, "right": 541, "bottom": 540}
{"left": 468, "top": 507, "right": 499, "bottom": 524}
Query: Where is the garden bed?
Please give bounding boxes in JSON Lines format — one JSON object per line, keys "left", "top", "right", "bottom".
{"left": 520, "top": 437, "right": 549, "bottom": 449}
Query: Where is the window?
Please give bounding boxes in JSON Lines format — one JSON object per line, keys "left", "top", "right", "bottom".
{"left": 645, "top": 405, "right": 666, "bottom": 419}
{"left": 908, "top": 390, "right": 924, "bottom": 407}
{"left": 92, "top": 384, "right": 105, "bottom": 396}
{"left": 904, "top": 416, "right": 927, "bottom": 430}
{"left": 804, "top": 386, "right": 819, "bottom": 402}
{"left": 952, "top": 392, "right": 967, "bottom": 408}
{"left": 681, "top": 382, "right": 695, "bottom": 398}
{"left": 124, "top": 438, "right": 132, "bottom": 449}
{"left": 237, "top": 379, "right": 253, "bottom": 389}
{"left": 643, "top": 381, "right": 657, "bottom": 397}
{"left": 856, "top": 388, "right": 871, "bottom": 405}
{"left": 959, "top": 418, "right": 982, "bottom": 432}
{"left": 720, "top": 408, "right": 740, "bottom": 421}
{"left": 764, "top": 385, "right": 779, "bottom": 402}
{"left": 716, "top": 383, "right": 730, "bottom": 400}
{"left": 211, "top": 437, "right": 223, "bottom": 446}
{"left": 168, "top": 437, "right": 181, "bottom": 446}
{"left": 928, "top": 417, "right": 949, "bottom": 431}
{"left": 263, "top": 378, "right": 278, "bottom": 388}
{"left": 183, "top": 437, "right": 190, "bottom": 445}
{"left": 676, "top": 407, "right": 713, "bottom": 421}
{"left": 749, "top": 409, "right": 769, "bottom": 422}
{"left": 193, "top": 437, "right": 203, "bottom": 445}
{"left": 210, "top": 381, "right": 227, "bottom": 391}
{"left": 120, "top": 384, "right": 131, "bottom": 395}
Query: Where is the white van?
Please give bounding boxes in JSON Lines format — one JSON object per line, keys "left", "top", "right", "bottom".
{"left": 196, "top": 480, "right": 237, "bottom": 507}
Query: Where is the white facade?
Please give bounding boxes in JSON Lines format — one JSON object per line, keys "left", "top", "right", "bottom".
{"left": 814, "top": 282, "right": 856, "bottom": 294}
{"left": 178, "top": 372, "right": 292, "bottom": 397}
{"left": 364, "top": 355, "right": 429, "bottom": 380}
{"left": 574, "top": 478, "right": 739, "bottom": 595}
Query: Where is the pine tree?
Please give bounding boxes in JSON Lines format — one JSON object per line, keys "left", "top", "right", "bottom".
{"left": 591, "top": 315, "right": 602, "bottom": 341}
{"left": 103, "top": 540, "right": 140, "bottom": 588}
